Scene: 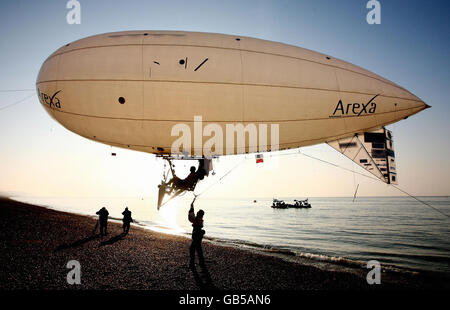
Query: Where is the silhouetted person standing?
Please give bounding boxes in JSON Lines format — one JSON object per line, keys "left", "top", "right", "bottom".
{"left": 96, "top": 207, "right": 109, "bottom": 236}
{"left": 122, "top": 207, "right": 133, "bottom": 234}
{"left": 188, "top": 198, "right": 205, "bottom": 267}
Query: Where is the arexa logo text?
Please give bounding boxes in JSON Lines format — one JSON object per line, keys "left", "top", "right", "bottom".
{"left": 37, "top": 88, "right": 62, "bottom": 109}
{"left": 331, "top": 94, "right": 378, "bottom": 117}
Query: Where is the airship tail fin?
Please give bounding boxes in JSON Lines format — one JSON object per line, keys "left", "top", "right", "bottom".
{"left": 327, "top": 128, "right": 398, "bottom": 185}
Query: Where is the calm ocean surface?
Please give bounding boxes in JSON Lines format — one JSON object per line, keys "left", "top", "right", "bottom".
{"left": 13, "top": 196, "right": 450, "bottom": 274}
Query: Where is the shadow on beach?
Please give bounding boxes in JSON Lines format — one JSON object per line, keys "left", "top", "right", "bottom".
{"left": 99, "top": 232, "right": 127, "bottom": 247}
{"left": 191, "top": 263, "right": 217, "bottom": 290}
{"left": 55, "top": 234, "right": 101, "bottom": 251}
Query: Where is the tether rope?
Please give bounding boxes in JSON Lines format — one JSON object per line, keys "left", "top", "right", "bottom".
{"left": 0, "top": 93, "right": 35, "bottom": 111}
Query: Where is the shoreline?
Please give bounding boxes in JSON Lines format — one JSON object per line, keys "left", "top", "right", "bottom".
{"left": 10, "top": 196, "right": 443, "bottom": 277}
{"left": 1, "top": 197, "right": 448, "bottom": 290}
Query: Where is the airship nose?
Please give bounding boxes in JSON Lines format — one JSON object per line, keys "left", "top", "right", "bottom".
{"left": 416, "top": 101, "right": 431, "bottom": 111}
{"left": 407, "top": 91, "right": 430, "bottom": 111}
{"left": 395, "top": 94, "right": 430, "bottom": 121}
{"left": 404, "top": 100, "right": 430, "bottom": 120}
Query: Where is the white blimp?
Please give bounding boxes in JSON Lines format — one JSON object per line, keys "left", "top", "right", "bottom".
{"left": 36, "top": 31, "right": 429, "bottom": 208}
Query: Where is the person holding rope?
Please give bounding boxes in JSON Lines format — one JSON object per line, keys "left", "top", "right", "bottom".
{"left": 188, "top": 196, "right": 206, "bottom": 268}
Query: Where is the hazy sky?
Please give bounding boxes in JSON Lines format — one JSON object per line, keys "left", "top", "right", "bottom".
{"left": 0, "top": 0, "right": 449, "bottom": 199}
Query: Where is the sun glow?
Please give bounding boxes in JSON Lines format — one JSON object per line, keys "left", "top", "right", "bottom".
{"left": 156, "top": 199, "right": 184, "bottom": 234}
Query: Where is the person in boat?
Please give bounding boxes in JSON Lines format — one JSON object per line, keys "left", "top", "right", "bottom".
{"left": 122, "top": 207, "right": 133, "bottom": 234}
{"left": 188, "top": 199, "right": 205, "bottom": 268}
{"left": 167, "top": 166, "right": 198, "bottom": 191}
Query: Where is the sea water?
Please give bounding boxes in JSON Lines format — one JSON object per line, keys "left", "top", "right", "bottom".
{"left": 12, "top": 195, "right": 450, "bottom": 274}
